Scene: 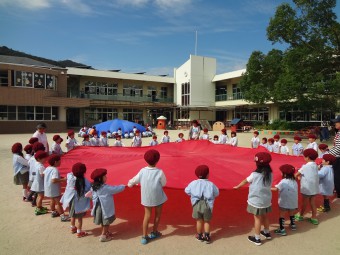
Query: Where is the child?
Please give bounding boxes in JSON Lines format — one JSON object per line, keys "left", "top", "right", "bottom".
{"left": 200, "top": 128, "right": 210, "bottom": 140}
{"left": 185, "top": 165, "right": 219, "bottom": 243}
{"left": 43, "top": 154, "right": 69, "bottom": 221}
{"left": 218, "top": 129, "right": 228, "bottom": 144}
{"left": 234, "top": 152, "right": 273, "bottom": 246}
{"left": 91, "top": 132, "right": 100, "bottom": 146}
{"left": 267, "top": 138, "right": 274, "bottom": 152}
{"left": 292, "top": 136, "right": 304, "bottom": 156}
{"left": 24, "top": 144, "right": 33, "bottom": 161}
{"left": 88, "top": 168, "right": 125, "bottom": 242}
{"left": 133, "top": 126, "right": 137, "bottom": 134}
{"left": 251, "top": 131, "right": 260, "bottom": 148}
{"left": 107, "top": 130, "right": 112, "bottom": 139}
{"left": 124, "top": 131, "right": 129, "bottom": 139}
{"left": 29, "top": 137, "right": 39, "bottom": 145}
{"left": 82, "top": 134, "right": 91, "bottom": 146}
{"left": 294, "top": 149, "right": 319, "bottom": 225}
{"left": 51, "top": 135, "right": 64, "bottom": 155}
{"left": 60, "top": 163, "right": 91, "bottom": 237}
{"left": 317, "top": 154, "right": 336, "bottom": 212}
{"left": 129, "top": 131, "right": 135, "bottom": 138}
{"left": 161, "top": 130, "right": 170, "bottom": 143}
{"left": 306, "top": 134, "right": 318, "bottom": 152}
{"left": 131, "top": 130, "right": 142, "bottom": 147}
{"left": 117, "top": 128, "right": 122, "bottom": 136}
{"left": 175, "top": 133, "right": 185, "bottom": 143}
{"left": 65, "top": 130, "right": 79, "bottom": 152}
{"left": 128, "top": 149, "right": 167, "bottom": 245}
{"left": 99, "top": 131, "right": 109, "bottom": 147}
{"left": 318, "top": 144, "right": 329, "bottom": 158}
{"left": 113, "top": 135, "right": 124, "bottom": 147}
{"left": 280, "top": 139, "right": 289, "bottom": 155}
{"left": 149, "top": 135, "right": 159, "bottom": 146}
{"left": 12, "top": 143, "right": 30, "bottom": 201}
{"left": 211, "top": 135, "right": 219, "bottom": 144}
{"left": 228, "top": 131, "right": 238, "bottom": 146}
{"left": 31, "top": 150, "right": 49, "bottom": 215}
{"left": 260, "top": 138, "right": 269, "bottom": 150}
{"left": 273, "top": 134, "right": 281, "bottom": 153}
{"left": 271, "top": 164, "right": 298, "bottom": 235}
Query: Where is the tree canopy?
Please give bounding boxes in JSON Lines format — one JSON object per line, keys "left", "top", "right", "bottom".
{"left": 240, "top": 0, "right": 340, "bottom": 111}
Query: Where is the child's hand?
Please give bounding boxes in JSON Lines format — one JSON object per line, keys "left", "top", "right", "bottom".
{"left": 233, "top": 186, "right": 239, "bottom": 190}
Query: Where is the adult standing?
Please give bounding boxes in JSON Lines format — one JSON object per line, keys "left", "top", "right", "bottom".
{"left": 329, "top": 116, "right": 340, "bottom": 198}
{"left": 320, "top": 120, "right": 330, "bottom": 142}
{"left": 188, "top": 120, "right": 201, "bottom": 140}
{"left": 33, "top": 122, "right": 49, "bottom": 153}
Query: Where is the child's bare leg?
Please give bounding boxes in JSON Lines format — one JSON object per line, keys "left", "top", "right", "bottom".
{"left": 54, "top": 199, "right": 64, "bottom": 215}
{"left": 50, "top": 198, "right": 56, "bottom": 211}
{"left": 310, "top": 196, "right": 317, "bottom": 218}
{"left": 102, "top": 225, "right": 109, "bottom": 235}
{"left": 77, "top": 217, "right": 83, "bottom": 231}
{"left": 196, "top": 219, "right": 203, "bottom": 234}
{"left": 152, "top": 205, "right": 163, "bottom": 233}
{"left": 262, "top": 214, "right": 269, "bottom": 230}
{"left": 300, "top": 196, "right": 308, "bottom": 216}
{"left": 204, "top": 221, "right": 210, "bottom": 233}
{"left": 143, "top": 207, "right": 152, "bottom": 237}
{"left": 71, "top": 217, "right": 76, "bottom": 227}
{"left": 37, "top": 193, "right": 43, "bottom": 208}
{"left": 254, "top": 215, "right": 262, "bottom": 235}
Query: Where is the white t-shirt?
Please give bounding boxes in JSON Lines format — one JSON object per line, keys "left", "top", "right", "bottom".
{"left": 298, "top": 162, "right": 319, "bottom": 195}
{"left": 275, "top": 179, "right": 298, "bottom": 209}
{"left": 251, "top": 137, "right": 260, "bottom": 148}
{"left": 33, "top": 131, "right": 48, "bottom": 152}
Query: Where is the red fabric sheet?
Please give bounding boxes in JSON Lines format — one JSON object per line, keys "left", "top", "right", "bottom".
{"left": 58, "top": 140, "right": 305, "bottom": 189}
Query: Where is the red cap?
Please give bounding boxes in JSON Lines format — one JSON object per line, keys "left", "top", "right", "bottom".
{"left": 308, "top": 134, "right": 317, "bottom": 139}
{"left": 318, "top": 144, "right": 328, "bottom": 150}
{"left": 135, "top": 130, "right": 140, "bottom": 134}
{"left": 303, "top": 148, "right": 318, "bottom": 160}
{"left": 116, "top": 135, "right": 121, "bottom": 139}
{"left": 214, "top": 135, "right": 218, "bottom": 139}
{"left": 164, "top": 130, "right": 168, "bottom": 134}
{"left": 273, "top": 134, "right": 280, "bottom": 139}
{"left": 91, "top": 168, "right": 107, "bottom": 180}
{"left": 48, "top": 154, "right": 61, "bottom": 166}
{"left": 262, "top": 137, "right": 267, "bottom": 143}
{"left": 231, "top": 131, "right": 236, "bottom": 136}
{"left": 72, "top": 162, "right": 86, "bottom": 177}
{"left": 32, "top": 142, "right": 45, "bottom": 152}
{"left": 221, "top": 129, "right": 226, "bottom": 134}
{"left": 83, "top": 134, "right": 89, "bottom": 139}
{"left": 268, "top": 138, "right": 274, "bottom": 143}
{"left": 101, "top": 131, "right": 107, "bottom": 135}
{"left": 53, "top": 135, "right": 63, "bottom": 142}
{"left": 281, "top": 139, "right": 287, "bottom": 144}
{"left": 152, "top": 135, "right": 157, "bottom": 139}
{"left": 254, "top": 131, "right": 259, "bottom": 135}
{"left": 11, "top": 143, "right": 22, "bottom": 154}
{"left": 24, "top": 144, "right": 33, "bottom": 153}
{"left": 323, "top": 154, "right": 336, "bottom": 164}
{"left": 144, "top": 149, "right": 160, "bottom": 165}
{"left": 178, "top": 133, "right": 184, "bottom": 137}
{"left": 68, "top": 130, "right": 75, "bottom": 136}
{"left": 28, "top": 137, "right": 38, "bottom": 145}
{"left": 279, "top": 164, "right": 295, "bottom": 175}
{"left": 195, "top": 165, "right": 209, "bottom": 179}
{"left": 293, "top": 136, "right": 302, "bottom": 141}
{"left": 34, "top": 151, "right": 48, "bottom": 160}
{"left": 254, "top": 152, "right": 272, "bottom": 166}
{"left": 203, "top": 128, "right": 208, "bottom": 133}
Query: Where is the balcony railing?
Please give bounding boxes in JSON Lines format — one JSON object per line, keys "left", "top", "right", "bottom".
{"left": 78, "top": 93, "right": 173, "bottom": 103}
{"left": 215, "top": 93, "right": 244, "bottom": 101}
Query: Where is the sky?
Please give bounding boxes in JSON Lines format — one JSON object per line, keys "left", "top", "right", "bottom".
{"left": 0, "top": 0, "right": 339, "bottom": 76}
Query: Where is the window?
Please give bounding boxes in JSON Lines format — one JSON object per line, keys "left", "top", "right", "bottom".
{"left": 0, "top": 70, "right": 8, "bottom": 86}
{"left": 148, "top": 86, "right": 157, "bottom": 101}
{"left": 14, "top": 71, "right": 33, "bottom": 87}
{"left": 84, "top": 108, "right": 118, "bottom": 121}
{"left": 0, "top": 106, "right": 58, "bottom": 121}
{"left": 234, "top": 107, "right": 269, "bottom": 121}
{"left": 160, "top": 87, "right": 168, "bottom": 98}
{"left": 46, "top": 74, "right": 56, "bottom": 89}
{"left": 123, "top": 108, "right": 143, "bottom": 122}
{"left": 34, "top": 73, "right": 45, "bottom": 89}
{"left": 232, "top": 84, "right": 243, "bottom": 100}
{"left": 18, "top": 106, "right": 34, "bottom": 120}
{"left": 215, "top": 85, "right": 227, "bottom": 101}
{"left": 123, "top": 85, "right": 143, "bottom": 97}
{"left": 181, "top": 82, "right": 190, "bottom": 106}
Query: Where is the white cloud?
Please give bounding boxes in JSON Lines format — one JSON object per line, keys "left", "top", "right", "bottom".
{"left": 114, "top": 0, "right": 149, "bottom": 8}
{"left": 154, "top": 0, "right": 192, "bottom": 13}
{"left": 0, "top": 0, "right": 51, "bottom": 10}
{"left": 242, "top": 0, "right": 279, "bottom": 15}
{"left": 61, "top": 0, "right": 92, "bottom": 14}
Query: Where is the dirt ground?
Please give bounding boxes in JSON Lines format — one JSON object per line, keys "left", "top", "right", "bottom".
{"left": 0, "top": 130, "right": 339, "bottom": 255}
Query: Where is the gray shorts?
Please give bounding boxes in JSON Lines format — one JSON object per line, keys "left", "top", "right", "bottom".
{"left": 192, "top": 200, "right": 212, "bottom": 221}
{"left": 13, "top": 172, "right": 29, "bottom": 185}
{"left": 69, "top": 198, "right": 86, "bottom": 218}
{"left": 93, "top": 202, "right": 116, "bottom": 226}
{"left": 247, "top": 204, "right": 272, "bottom": 216}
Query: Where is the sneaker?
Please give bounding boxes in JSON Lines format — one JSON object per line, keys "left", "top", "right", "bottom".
{"left": 35, "top": 208, "right": 47, "bottom": 215}
{"left": 51, "top": 211, "right": 60, "bottom": 218}
{"left": 195, "top": 233, "right": 204, "bottom": 242}
{"left": 309, "top": 218, "right": 319, "bottom": 225}
{"left": 317, "top": 206, "right": 325, "bottom": 212}
{"left": 60, "top": 215, "right": 70, "bottom": 222}
{"left": 99, "top": 234, "right": 112, "bottom": 242}
{"left": 294, "top": 214, "right": 304, "bottom": 221}
{"left": 290, "top": 224, "right": 297, "bottom": 231}
{"left": 204, "top": 234, "right": 211, "bottom": 244}
{"left": 260, "top": 230, "right": 272, "bottom": 240}
{"left": 76, "top": 231, "right": 88, "bottom": 238}
{"left": 248, "top": 236, "right": 261, "bottom": 246}
{"left": 141, "top": 236, "right": 149, "bottom": 245}
{"left": 274, "top": 228, "right": 287, "bottom": 236}
{"left": 149, "top": 231, "right": 162, "bottom": 239}
{"left": 70, "top": 226, "right": 77, "bottom": 234}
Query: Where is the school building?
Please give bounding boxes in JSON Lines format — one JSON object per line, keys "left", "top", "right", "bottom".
{"left": 0, "top": 54, "right": 336, "bottom": 133}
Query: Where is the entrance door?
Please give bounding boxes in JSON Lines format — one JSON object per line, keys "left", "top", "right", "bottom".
{"left": 66, "top": 108, "right": 80, "bottom": 127}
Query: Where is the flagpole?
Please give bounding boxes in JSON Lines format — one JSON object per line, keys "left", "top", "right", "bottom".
{"left": 195, "top": 30, "right": 198, "bottom": 55}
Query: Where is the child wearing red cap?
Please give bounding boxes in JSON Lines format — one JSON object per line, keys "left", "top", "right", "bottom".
{"left": 271, "top": 164, "right": 298, "bottom": 235}
{"left": 306, "top": 134, "right": 318, "bottom": 152}
{"left": 12, "top": 143, "right": 30, "bottom": 201}
{"left": 131, "top": 130, "right": 142, "bottom": 147}
{"left": 51, "top": 134, "right": 64, "bottom": 155}
{"left": 128, "top": 149, "right": 167, "bottom": 245}
{"left": 318, "top": 144, "right": 329, "bottom": 158}
{"left": 91, "top": 132, "right": 100, "bottom": 146}
{"left": 317, "top": 154, "right": 336, "bottom": 212}
{"left": 292, "top": 136, "right": 304, "bottom": 156}
{"left": 267, "top": 138, "right": 274, "bottom": 152}
{"left": 294, "top": 148, "right": 320, "bottom": 225}
{"left": 219, "top": 129, "right": 228, "bottom": 144}
{"left": 31, "top": 151, "right": 49, "bottom": 215}
{"left": 24, "top": 144, "right": 33, "bottom": 161}
{"left": 99, "top": 131, "right": 109, "bottom": 147}
{"left": 87, "top": 168, "right": 125, "bottom": 242}
{"left": 175, "top": 133, "right": 185, "bottom": 143}
{"left": 200, "top": 128, "right": 210, "bottom": 140}
{"left": 82, "top": 134, "right": 91, "bottom": 146}
{"left": 185, "top": 165, "right": 219, "bottom": 243}
{"left": 251, "top": 131, "right": 260, "bottom": 148}
{"left": 228, "top": 131, "right": 238, "bottom": 146}
{"left": 273, "top": 135, "right": 281, "bottom": 153}
{"left": 149, "top": 135, "right": 159, "bottom": 146}
{"left": 60, "top": 162, "right": 91, "bottom": 237}
{"left": 43, "top": 155, "right": 69, "bottom": 221}
{"left": 280, "top": 139, "right": 289, "bottom": 155}
{"left": 65, "top": 130, "right": 79, "bottom": 152}
{"left": 234, "top": 152, "right": 273, "bottom": 246}
{"left": 161, "top": 130, "right": 170, "bottom": 143}
{"left": 113, "top": 135, "right": 124, "bottom": 147}
{"left": 260, "top": 138, "right": 269, "bottom": 150}
{"left": 211, "top": 135, "right": 219, "bottom": 144}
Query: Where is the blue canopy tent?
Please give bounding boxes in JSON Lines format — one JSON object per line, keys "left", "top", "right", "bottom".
{"left": 94, "top": 119, "right": 146, "bottom": 135}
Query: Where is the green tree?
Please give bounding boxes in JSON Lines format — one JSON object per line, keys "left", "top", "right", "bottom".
{"left": 240, "top": 0, "right": 340, "bottom": 112}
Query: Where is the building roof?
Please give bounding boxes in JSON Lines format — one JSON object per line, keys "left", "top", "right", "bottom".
{"left": 0, "top": 55, "right": 62, "bottom": 69}
{"left": 212, "top": 69, "right": 246, "bottom": 82}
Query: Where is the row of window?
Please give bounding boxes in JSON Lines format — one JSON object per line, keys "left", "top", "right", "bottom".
{"left": 4, "top": 71, "right": 58, "bottom": 89}
{"left": 181, "top": 82, "right": 190, "bottom": 106}
{"left": 279, "top": 110, "right": 334, "bottom": 122}
{"left": 234, "top": 107, "right": 269, "bottom": 121}
{"left": 83, "top": 107, "right": 143, "bottom": 122}
{"left": 0, "top": 106, "right": 58, "bottom": 121}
